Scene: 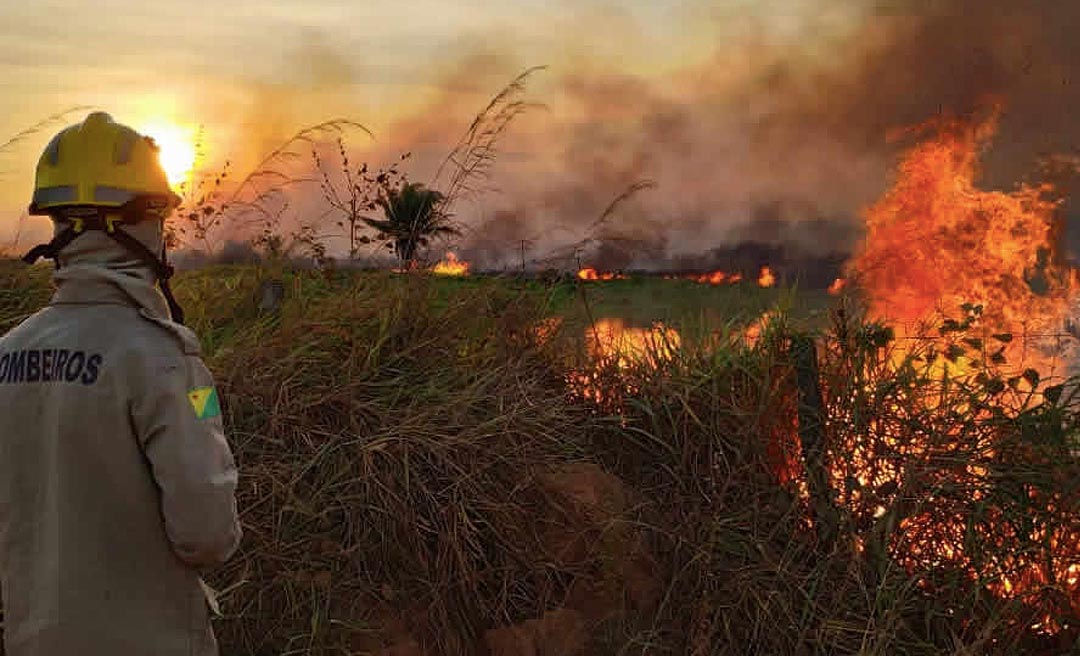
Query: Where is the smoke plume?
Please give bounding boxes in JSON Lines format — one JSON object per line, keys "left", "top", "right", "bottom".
{"left": 199, "top": 1, "right": 1080, "bottom": 277}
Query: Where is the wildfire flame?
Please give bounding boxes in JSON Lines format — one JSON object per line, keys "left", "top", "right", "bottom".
{"left": 570, "top": 318, "right": 681, "bottom": 407}
{"left": 431, "top": 252, "right": 470, "bottom": 276}
{"left": 574, "top": 268, "right": 777, "bottom": 287}
{"left": 563, "top": 111, "right": 1079, "bottom": 634}
{"left": 848, "top": 108, "right": 1077, "bottom": 378}
{"left": 757, "top": 266, "right": 776, "bottom": 288}
{"left": 577, "top": 267, "right": 627, "bottom": 281}
{"left": 677, "top": 266, "right": 773, "bottom": 287}
{"left": 585, "top": 318, "right": 681, "bottom": 367}
{"left": 742, "top": 311, "right": 777, "bottom": 349}
{"left": 836, "top": 108, "right": 1080, "bottom": 631}
{"left": 684, "top": 270, "right": 743, "bottom": 285}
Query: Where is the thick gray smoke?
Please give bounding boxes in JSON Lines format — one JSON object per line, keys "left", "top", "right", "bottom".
{"left": 222, "top": 2, "right": 1080, "bottom": 278}
{"left": 453, "top": 0, "right": 1080, "bottom": 274}
{"left": 809, "top": 0, "right": 1080, "bottom": 182}
{"left": 808, "top": 0, "right": 1080, "bottom": 263}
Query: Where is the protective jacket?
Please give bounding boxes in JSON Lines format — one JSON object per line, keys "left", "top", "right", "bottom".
{"left": 0, "top": 256, "right": 241, "bottom": 655}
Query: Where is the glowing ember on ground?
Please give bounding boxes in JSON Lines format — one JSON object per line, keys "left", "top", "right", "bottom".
{"left": 431, "top": 252, "right": 470, "bottom": 276}
{"left": 531, "top": 317, "right": 564, "bottom": 346}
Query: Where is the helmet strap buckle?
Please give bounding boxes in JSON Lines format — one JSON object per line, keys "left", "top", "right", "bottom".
{"left": 104, "top": 214, "right": 121, "bottom": 234}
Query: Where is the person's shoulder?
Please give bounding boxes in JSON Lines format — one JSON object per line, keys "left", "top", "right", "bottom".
{"left": 121, "top": 311, "right": 202, "bottom": 360}
{"left": 136, "top": 309, "right": 202, "bottom": 356}
{"left": 0, "top": 306, "right": 59, "bottom": 348}
{"left": 116, "top": 314, "right": 208, "bottom": 390}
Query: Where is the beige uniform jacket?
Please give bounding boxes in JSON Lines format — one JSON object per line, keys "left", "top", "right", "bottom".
{"left": 0, "top": 265, "right": 241, "bottom": 655}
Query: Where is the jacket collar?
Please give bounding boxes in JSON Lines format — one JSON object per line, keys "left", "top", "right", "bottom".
{"left": 50, "top": 264, "right": 171, "bottom": 320}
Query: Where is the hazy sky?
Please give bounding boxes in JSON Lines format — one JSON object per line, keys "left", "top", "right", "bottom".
{"left": 0, "top": 1, "right": 836, "bottom": 132}
{"left": 0, "top": 0, "right": 866, "bottom": 252}
{"left": 0, "top": 2, "right": 855, "bottom": 175}
{"left": 3, "top": 1, "right": 1076, "bottom": 265}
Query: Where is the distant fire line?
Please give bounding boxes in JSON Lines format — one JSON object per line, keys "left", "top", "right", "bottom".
{"left": 580, "top": 266, "right": 777, "bottom": 288}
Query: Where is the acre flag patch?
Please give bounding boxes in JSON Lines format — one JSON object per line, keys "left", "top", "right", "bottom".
{"left": 188, "top": 386, "right": 221, "bottom": 419}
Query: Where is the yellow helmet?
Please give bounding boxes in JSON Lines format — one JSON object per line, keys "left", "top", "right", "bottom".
{"left": 23, "top": 112, "right": 187, "bottom": 324}
{"left": 29, "top": 111, "right": 180, "bottom": 216}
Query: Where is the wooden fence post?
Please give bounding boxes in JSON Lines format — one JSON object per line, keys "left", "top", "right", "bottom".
{"left": 791, "top": 333, "right": 839, "bottom": 548}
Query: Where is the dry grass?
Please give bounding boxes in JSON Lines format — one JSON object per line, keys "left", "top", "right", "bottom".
{"left": 0, "top": 259, "right": 52, "bottom": 331}
{"left": 0, "top": 263, "right": 1077, "bottom": 655}
{"left": 194, "top": 271, "right": 594, "bottom": 653}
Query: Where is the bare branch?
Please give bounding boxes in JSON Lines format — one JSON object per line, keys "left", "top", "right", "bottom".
{"left": 228, "top": 119, "right": 373, "bottom": 205}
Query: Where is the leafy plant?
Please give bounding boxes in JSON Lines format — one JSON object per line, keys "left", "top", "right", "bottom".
{"left": 361, "top": 181, "right": 459, "bottom": 266}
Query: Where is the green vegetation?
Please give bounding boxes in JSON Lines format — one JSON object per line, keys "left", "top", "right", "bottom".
{"left": 362, "top": 182, "right": 458, "bottom": 266}
{"left": 1, "top": 263, "right": 1078, "bottom": 655}
{"left": 559, "top": 276, "right": 830, "bottom": 338}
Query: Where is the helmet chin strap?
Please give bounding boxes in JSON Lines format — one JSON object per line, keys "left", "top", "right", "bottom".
{"left": 22, "top": 206, "right": 186, "bottom": 326}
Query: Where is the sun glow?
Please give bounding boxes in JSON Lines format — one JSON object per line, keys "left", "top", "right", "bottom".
{"left": 138, "top": 121, "right": 198, "bottom": 187}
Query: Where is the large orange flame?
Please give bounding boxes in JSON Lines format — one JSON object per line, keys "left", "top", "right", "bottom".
{"left": 837, "top": 109, "right": 1080, "bottom": 631}
{"left": 847, "top": 109, "right": 1077, "bottom": 378}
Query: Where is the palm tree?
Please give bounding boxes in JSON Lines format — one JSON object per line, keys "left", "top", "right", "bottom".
{"left": 362, "top": 182, "right": 458, "bottom": 266}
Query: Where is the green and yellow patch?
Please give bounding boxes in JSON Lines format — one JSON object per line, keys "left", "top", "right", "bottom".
{"left": 188, "top": 386, "right": 221, "bottom": 420}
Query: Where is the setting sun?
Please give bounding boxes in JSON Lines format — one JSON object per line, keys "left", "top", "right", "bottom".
{"left": 138, "top": 121, "right": 198, "bottom": 188}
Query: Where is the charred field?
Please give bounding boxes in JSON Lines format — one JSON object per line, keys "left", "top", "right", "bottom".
{"left": 1, "top": 261, "right": 1078, "bottom": 655}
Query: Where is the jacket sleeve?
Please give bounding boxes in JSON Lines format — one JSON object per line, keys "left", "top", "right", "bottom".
{"left": 129, "top": 349, "right": 242, "bottom": 568}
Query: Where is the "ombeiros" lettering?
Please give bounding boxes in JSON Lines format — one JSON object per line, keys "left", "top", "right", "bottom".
{"left": 0, "top": 349, "right": 103, "bottom": 385}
